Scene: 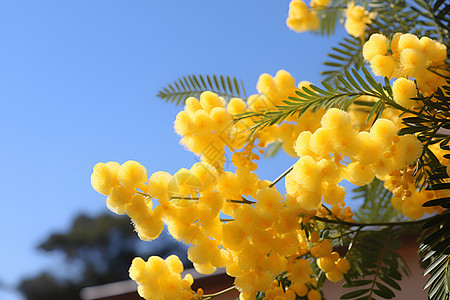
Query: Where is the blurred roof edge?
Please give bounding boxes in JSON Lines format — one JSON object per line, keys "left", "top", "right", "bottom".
{"left": 80, "top": 268, "right": 228, "bottom": 300}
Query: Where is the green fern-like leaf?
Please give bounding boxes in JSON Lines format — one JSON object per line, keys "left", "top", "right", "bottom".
{"left": 353, "top": 178, "right": 400, "bottom": 223}
{"left": 157, "top": 74, "right": 247, "bottom": 105}
{"left": 369, "top": 0, "right": 423, "bottom": 37}
{"left": 236, "top": 67, "right": 395, "bottom": 137}
{"left": 421, "top": 159, "right": 450, "bottom": 300}
{"left": 321, "top": 36, "right": 364, "bottom": 83}
{"left": 264, "top": 141, "right": 284, "bottom": 158}
{"left": 316, "top": 6, "right": 343, "bottom": 36}
{"left": 411, "top": 0, "right": 450, "bottom": 42}
{"left": 342, "top": 228, "right": 409, "bottom": 300}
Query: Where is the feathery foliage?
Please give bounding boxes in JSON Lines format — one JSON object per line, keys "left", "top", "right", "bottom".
{"left": 321, "top": 35, "right": 364, "bottom": 83}
{"left": 147, "top": 1, "right": 450, "bottom": 299}
{"left": 157, "top": 74, "right": 246, "bottom": 105}
{"left": 411, "top": 0, "right": 450, "bottom": 42}
{"left": 353, "top": 178, "right": 399, "bottom": 223}
{"left": 342, "top": 228, "right": 409, "bottom": 300}
{"left": 236, "top": 66, "right": 394, "bottom": 136}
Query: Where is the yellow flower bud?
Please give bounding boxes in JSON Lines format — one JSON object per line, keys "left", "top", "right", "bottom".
{"left": 117, "top": 160, "right": 147, "bottom": 188}
{"left": 325, "top": 267, "right": 344, "bottom": 282}
{"left": 363, "top": 33, "right": 389, "bottom": 61}
{"left": 336, "top": 258, "right": 351, "bottom": 273}
{"left": 91, "top": 161, "right": 120, "bottom": 195}
{"left": 392, "top": 78, "right": 417, "bottom": 109}
{"left": 370, "top": 54, "right": 396, "bottom": 77}
{"left": 307, "top": 289, "right": 322, "bottom": 300}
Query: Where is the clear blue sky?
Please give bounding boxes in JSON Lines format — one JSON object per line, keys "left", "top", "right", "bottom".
{"left": 0, "top": 1, "right": 348, "bottom": 299}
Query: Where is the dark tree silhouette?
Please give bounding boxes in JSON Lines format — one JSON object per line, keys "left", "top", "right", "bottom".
{"left": 18, "top": 213, "right": 189, "bottom": 300}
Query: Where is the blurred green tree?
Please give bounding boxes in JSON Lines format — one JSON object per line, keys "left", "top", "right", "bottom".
{"left": 18, "top": 213, "right": 189, "bottom": 300}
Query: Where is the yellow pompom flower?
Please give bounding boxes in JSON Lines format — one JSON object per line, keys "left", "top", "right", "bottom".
{"left": 199, "top": 91, "right": 225, "bottom": 113}
{"left": 335, "top": 257, "right": 351, "bottom": 273}
{"left": 289, "top": 259, "right": 313, "bottom": 284}
{"left": 325, "top": 267, "right": 344, "bottom": 282}
{"left": 369, "top": 119, "right": 398, "bottom": 146}
{"left": 162, "top": 274, "right": 184, "bottom": 299}
{"left": 117, "top": 160, "right": 148, "bottom": 188}
{"left": 274, "top": 69, "right": 296, "bottom": 90}
{"left": 256, "top": 73, "right": 278, "bottom": 101}
{"left": 310, "top": 239, "right": 333, "bottom": 257}
{"left": 310, "top": 0, "right": 331, "bottom": 7}
{"left": 370, "top": 54, "right": 396, "bottom": 77}
{"left": 217, "top": 171, "right": 241, "bottom": 199}
{"left": 290, "top": 283, "right": 308, "bottom": 297}
{"left": 125, "top": 194, "right": 151, "bottom": 222}
{"left": 356, "top": 132, "right": 382, "bottom": 165}
{"left": 320, "top": 108, "right": 353, "bottom": 132}
{"left": 166, "top": 255, "right": 184, "bottom": 274}
{"left": 106, "top": 185, "right": 135, "bottom": 215}
{"left": 275, "top": 232, "right": 301, "bottom": 256}
{"left": 396, "top": 135, "right": 423, "bottom": 165}
{"left": 91, "top": 161, "right": 120, "bottom": 195}
{"left": 392, "top": 78, "right": 417, "bottom": 109}
{"left": 322, "top": 184, "right": 345, "bottom": 206}
{"left": 133, "top": 215, "right": 164, "bottom": 241}
{"left": 309, "top": 128, "right": 332, "bottom": 158}
{"left": 168, "top": 168, "right": 201, "bottom": 197}
{"left": 174, "top": 111, "right": 193, "bottom": 136}
{"left": 296, "top": 189, "right": 322, "bottom": 210}
{"left": 317, "top": 254, "right": 338, "bottom": 272}
{"left": 190, "top": 162, "right": 218, "bottom": 191}
{"left": 262, "top": 252, "right": 288, "bottom": 275}
{"left": 400, "top": 48, "right": 427, "bottom": 77}
{"left": 147, "top": 171, "right": 172, "bottom": 200}
{"left": 209, "top": 107, "right": 232, "bottom": 132}
{"left": 419, "top": 37, "right": 447, "bottom": 64}
{"left": 256, "top": 187, "right": 283, "bottom": 221}
{"left": 191, "top": 109, "right": 214, "bottom": 135}
{"left": 344, "top": 161, "right": 375, "bottom": 186}
{"left": 184, "top": 96, "right": 203, "bottom": 115}
{"left": 221, "top": 221, "right": 248, "bottom": 251}
{"left": 397, "top": 33, "right": 420, "bottom": 52}
{"left": 345, "top": 2, "right": 373, "bottom": 38}
{"left": 363, "top": 33, "right": 389, "bottom": 61}
{"left": 227, "top": 97, "right": 247, "bottom": 115}
{"left": 307, "top": 290, "right": 322, "bottom": 300}
{"left": 292, "top": 155, "right": 322, "bottom": 192}
{"left": 294, "top": 131, "right": 317, "bottom": 158}
{"left": 317, "top": 159, "right": 341, "bottom": 184}
{"left": 286, "top": 0, "right": 320, "bottom": 33}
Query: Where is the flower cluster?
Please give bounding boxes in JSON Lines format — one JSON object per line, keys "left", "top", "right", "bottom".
{"left": 174, "top": 91, "right": 236, "bottom": 169}
{"left": 286, "top": 0, "right": 321, "bottom": 32}
{"left": 286, "top": 108, "right": 423, "bottom": 210}
{"left": 384, "top": 168, "right": 444, "bottom": 219}
{"left": 312, "top": 239, "right": 350, "bottom": 282}
{"left": 91, "top": 101, "right": 429, "bottom": 300}
{"left": 363, "top": 33, "right": 448, "bottom": 96}
{"left": 344, "top": 2, "right": 374, "bottom": 39}
{"left": 129, "top": 255, "right": 197, "bottom": 300}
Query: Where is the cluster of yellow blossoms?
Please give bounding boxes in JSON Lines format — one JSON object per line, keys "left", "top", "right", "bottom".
{"left": 287, "top": 1, "right": 374, "bottom": 39}
{"left": 286, "top": 108, "right": 424, "bottom": 210}
{"left": 344, "top": 3, "right": 374, "bottom": 39}
{"left": 363, "top": 33, "right": 448, "bottom": 98}
{"left": 286, "top": 0, "right": 324, "bottom": 32}
{"left": 361, "top": 32, "right": 449, "bottom": 218}
{"left": 175, "top": 69, "right": 325, "bottom": 172}
{"left": 91, "top": 26, "right": 448, "bottom": 298}
{"left": 92, "top": 102, "right": 428, "bottom": 299}
{"left": 129, "top": 255, "right": 195, "bottom": 300}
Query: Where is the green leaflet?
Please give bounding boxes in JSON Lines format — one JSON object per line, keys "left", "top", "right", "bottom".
{"left": 157, "top": 74, "right": 246, "bottom": 105}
